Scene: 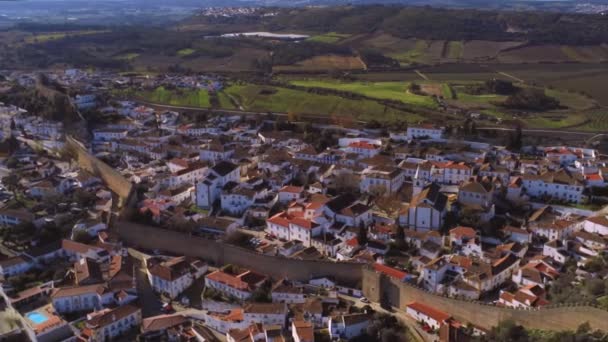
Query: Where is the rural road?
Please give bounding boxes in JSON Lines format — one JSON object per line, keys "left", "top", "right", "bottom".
{"left": 477, "top": 127, "right": 600, "bottom": 136}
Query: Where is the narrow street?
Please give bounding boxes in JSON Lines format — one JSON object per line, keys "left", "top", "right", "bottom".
{"left": 339, "top": 294, "right": 435, "bottom": 342}
{"left": 134, "top": 260, "right": 163, "bottom": 318}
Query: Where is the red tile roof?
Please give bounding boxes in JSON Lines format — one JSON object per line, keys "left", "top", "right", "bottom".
{"left": 449, "top": 226, "right": 476, "bottom": 239}
{"left": 349, "top": 141, "right": 379, "bottom": 150}
{"left": 280, "top": 185, "right": 304, "bottom": 194}
{"left": 373, "top": 263, "right": 407, "bottom": 280}
{"left": 206, "top": 270, "right": 250, "bottom": 291}
{"left": 407, "top": 302, "right": 451, "bottom": 323}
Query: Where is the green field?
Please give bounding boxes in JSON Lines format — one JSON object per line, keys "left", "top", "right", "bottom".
{"left": 177, "top": 48, "right": 196, "bottom": 57}
{"left": 545, "top": 88, "right": 596, "bottom": 111}
{"left": 389, "top": 39, "right": 429, "bottom": 64}
{"left": 576, "top": 111, "right": 608, "bottom": 132}
{"left": 224, "top": 84, "right": 424, "bottom": 123}
{"left": 26, "top": 30, "right": 109, "bottom": 44}
{"left": 137, "top": 86, "right": 211, "bottom": 108}
{"left": 218, "top": 92, "right": 236, "bottom": 109}
{"left": 307, "top": 32, "right": 351, "bottom": 44}
{"left": 444, "top": 41, "right": 464, "bottom": 60}
{"left": 524, "top": 113, "right": 589, "bottom": 129}
{"left": 441, "top": 84, "right": 454, "bottom": 99}
{"left": 289, "top": 80, "right": 438, "bottom": 108}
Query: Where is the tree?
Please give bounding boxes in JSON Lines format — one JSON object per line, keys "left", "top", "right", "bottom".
{"left": 395, "top": 225, "right": 405, "bottom": 248}
{"left": 368, "top": 184, "right": 388, "bottom": 198}
{"left": 485, "top": 320, "right": 529, "bottom": 342}
{"left": 73, "top": 188, "right": 96, "bottom": 207}
{"left": 502, "top": 88, "right": 561, "bottom": 111}
{"left": 2, "top": 174, "right": 20, "bottom": 199}
{"left": 509, "top": 124, "right": 523, "bottom": 151}
{"left": 72, "top": 230, "right": 92, "bottom": 243}
{"left": 333, "top": 173, "right": 359, "bottom": 192}
{"left": 250, "top": 280, "right": 272, "bottom": 302}
{"left": 408, "top": 83, "right": 422, "bottom": 95}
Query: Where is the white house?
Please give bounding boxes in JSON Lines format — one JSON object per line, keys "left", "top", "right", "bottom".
{"left": 163, "top": 161, "right": 207, "bottom": 188}
{"left": 200, "top": 143, "right": 234, "bottom": 162}
{"left": 400, "top": 183, "right": 448, "bottom": 231}
{"left": 196, "top": 161, "right": 240, "bottom": 209}
{"left": 243, "top": 303, "right": 288, "bottom": 328}
{"left": 205, "top": 268, "right": 267, "bottom": 301}
{"left": 278, "top": 185, "right": 304, "bottom": 203}
{"left": 443, "top": 162, "right": 472, "bottom": 185}
{"left": 344, "top": 141, "right": 381, "bottom": 159}
{"left": 583, "top": 216, "right": 608, "bottom": 236}
{"left": 0, "top": 255, "right": 33, "bottom": 278}
{"left": 0, "top": 209, "right": 34, "bottom": 226}
{"left": 266, "top": 212, "right": 323, "bottom": 247}
{"left": 458, "top": 181, "right": 494, "bottom": 208}
{"left": 271, "top": 279, "right": 306, "bottom": 304}
{"left": 498, "top": 284, "right": 549, "bottom": 309}
{"left": 51, "top": 284, "right": 109, "bottom": 313}
{"left": 405, "top": 302, "right": 451, "bottom": 330}
{"left": 92, "top": 129, "right": 129, "bottom": 142}
{"left": 328, "top": 313, "right": 370, "bottom": 340}
{"left": 82, "top": 305, "right": 142, "bottom": 341}
{"left": 521, "top": 169, "right": 585, "bottom": 203}
{"left": 147, "top": 257, "right": 207, "bottom": 299}
{"left": 360, "top": 166, "right": 404, "bottom": 194}
{"left": 406, "top": 125, "right": 443, "bottom": 140}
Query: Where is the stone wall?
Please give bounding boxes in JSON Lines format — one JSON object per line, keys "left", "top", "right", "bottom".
{"left": 116, "top": 221, "right": 363, "bottom": 284}
{"left": 66, "top": 136, "right": 133, "bottom": 200}
{"left": 362, "top": 267, "right": 608, "bottom": 332}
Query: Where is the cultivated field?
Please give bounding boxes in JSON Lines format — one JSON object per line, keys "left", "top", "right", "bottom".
{"left": 273, "top": 55, "right": 366, "bottom": 72}
{"left": 24, "top": 30, "right": 109, "bottom": 44}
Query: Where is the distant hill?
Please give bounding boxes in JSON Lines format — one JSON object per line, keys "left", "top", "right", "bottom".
{"left": 183, "top": 5, "right": 608, "bottom": 45}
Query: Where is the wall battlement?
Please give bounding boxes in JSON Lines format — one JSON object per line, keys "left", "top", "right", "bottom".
{"left": 361, "top": 266, "right": 608, "bottom": 332}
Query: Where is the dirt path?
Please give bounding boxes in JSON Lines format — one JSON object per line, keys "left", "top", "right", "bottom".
{"left": 415, "top": 69, "right": 429, "bottom": 81}
{"left": 497, "top": 71, "right": 524, "bottom": 83}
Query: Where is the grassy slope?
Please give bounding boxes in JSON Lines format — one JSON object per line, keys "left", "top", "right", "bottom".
{"left": 389, "top": 39, "right": 430, "bottom": 65}
{"left": 177, "top": 48, "right": 196, "bottom": 57}
{"left": 224, "top": 84, "right": 423, "bottom": 123}
{"left": 307, "top": 32, "right": 350, "bottom": 44}
{"left": 446, "top": 41, "right": 464, "bottom": 59}
{"left": 576, "top": 111, "right": 608, "bottom": 132}
{"left": 289, "top": 80, "right": 438, "bottom": 108}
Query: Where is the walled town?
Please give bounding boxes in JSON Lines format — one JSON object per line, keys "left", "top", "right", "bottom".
{"left": 0, "top": 69, "right": 608, "bottom": 341}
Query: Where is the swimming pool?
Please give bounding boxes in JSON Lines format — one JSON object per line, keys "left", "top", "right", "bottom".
{"left": 26, "top": 312, "right": 48, "bottom": 324}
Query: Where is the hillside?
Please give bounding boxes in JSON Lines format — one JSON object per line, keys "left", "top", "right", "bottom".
{"left": 181, "top": 5, "right": 608, "bottom": 45}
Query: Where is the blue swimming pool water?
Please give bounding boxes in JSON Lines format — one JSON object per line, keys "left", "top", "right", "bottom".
{"left": 26, "top": 312, "right": 48, "bottom": 324}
